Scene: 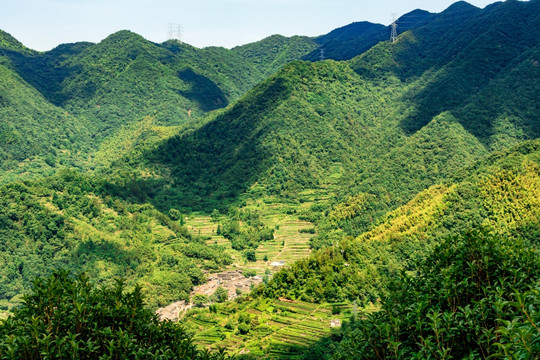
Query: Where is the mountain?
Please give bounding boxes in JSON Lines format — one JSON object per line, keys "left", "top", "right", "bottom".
{"left": 0, "top": 61, "right": 89, "bottom": 182}
{"left": 0, "top": 170, "right": 232, "bottom": 311}
{"left": 304, "top": 21, "right": 388, "bottom": 62}
{"left": 139, "top": 60, "right": 388, "bottom": 210}
{"left": 261, "top": 139, "right": 540, "bottom": 302}
{"left": 0, "top": 30, "right": 30, "bottom": 53}
{"left": 233, "top": 34, "right": 319, "bottom": 77}
{"left": 118, "top": 1, "right": 540, "bottom": 218}
{"left": 0, "top": 30, "right": 265, "bottom": 145}
{"left": 175, "top": 140, "right": 540, "bottom": 357}
{"left": 0, "top": 1, "right": 539, "bottom": 358}
{"left": 351, "top": 0, "right": 539, "bottom": 145}
{"left": 0, "top": 30, "right": 271, "bottom": 181}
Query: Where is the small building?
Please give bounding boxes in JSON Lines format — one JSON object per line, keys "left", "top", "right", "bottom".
{"left": 330, "top": 319, "right": 342, "bottom": 328}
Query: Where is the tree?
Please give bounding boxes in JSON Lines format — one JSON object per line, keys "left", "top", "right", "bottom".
{"left": 169, "top": 208, "right": 181, "bottom": 221}
{"left": 210, "top": 209, "right": 221, "bottom": 222}
{"left": 193, "top": 293, "right": 209, "bottom": 307}
{"left": 333, "top": 230, "right": 540, "bottom": 359}
{"left": 0, "top": 271, "right": 232, "bottom": 359}
{"left": 214, "top": 286, "right": 229, "bottom": 303}
{"left": 244, "top": 249, "right": 256, "bottom": 262}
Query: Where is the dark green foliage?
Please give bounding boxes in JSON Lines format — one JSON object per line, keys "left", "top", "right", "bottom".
{"left": 142, "top": 59, "right": 403, "bottom": 211}
{"left": 0, "top": 170, "right": 231, "bottom": 310}
{"left": 219, "top": 209, "right": 274, "bottom": 251}
{"left": 213, "top": 287, "right": 229, "bottom": 303}
{"left": 193, "top": 294, "right": 209, "bottom": 307}
{"left": 304, "top": 22, "right": 387, "bottom": 62}
{"left": 242, "top": 269, "right": 257, "bottom": 278}
{"left": 0, "top": 30, "right": 29, "bottom": 53}
{"left": 243, "top": 250, "right": 256, "bottom": 262}
{"left": 0, "top": 62, "right": 89, "bottom": 178}
{"left": 0, "top": 271, "right": 231, "bottom": 359}
{"left": 233, "top": 35, "right": 318, "bottom": 77}
{"left": 332, "top": 230, "right": 539, "bottom": 359}
{"left": 0, "top": 29, "right": 268, "bottom": 181}
{"left": 351, "top": 0, "right": 540, "bottom": 147}
{"left": 237, "top": 323, "right": 250, "bottom": 335}
{"left": 0, "top": 3, "right": 540, "bottom": 358}
{"left": 259, "top": 141, "right": 540, "bottom": 304}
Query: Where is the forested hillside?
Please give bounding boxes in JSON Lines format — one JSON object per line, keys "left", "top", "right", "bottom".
{"left": 0, "top": 62, "right": 89, "bottom": 182}
{"left": 175, "top": 140, "right": 540, "bottom": 358}
{"left": 109, "top": 0, "right": 540, "bottom": 222}
{"left": 0, "top": 170, "right": 232, "bottom": 312}
{"left": 233, "top": 35, "right": 319, "bottom": 77}
{"left": 260, "top": 140, "right": 540, "bottom": 304}
{"left": 0, "top": 1, "right": 539, "bottom": 359}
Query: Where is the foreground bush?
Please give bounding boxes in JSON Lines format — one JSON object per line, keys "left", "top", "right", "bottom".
{"left": 0, "top": 271, "right": 231, "bottom": 359}
{"left": 333, "top": 230, "right": 539, "bottom": 359}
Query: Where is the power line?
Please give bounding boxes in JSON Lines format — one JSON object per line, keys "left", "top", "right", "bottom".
{"left": 167, "top": 23, "right": 183, "bottom": 44}
{"left": 390, "top": 14, "right": 398, "bottom": 43}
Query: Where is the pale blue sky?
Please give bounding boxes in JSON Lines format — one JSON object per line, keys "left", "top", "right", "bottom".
{"left": 1, "top": 0, "right": 502, "bottom": 51}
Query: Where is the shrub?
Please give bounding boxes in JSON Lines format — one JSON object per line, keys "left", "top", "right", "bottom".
{"left": 238, "top": 323, "right": 250, "bottom": 335}
{"left": 0, "top": 271, "right": 231, "bottom": 359}
{"left": 333, "top": 230, "right": 539, "bottom": 359}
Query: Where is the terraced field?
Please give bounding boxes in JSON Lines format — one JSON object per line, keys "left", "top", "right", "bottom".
{"left": 182, "top": 299, "right": 350, "bottom": 359}
{"left": 181, "top": 185, "right": 344, "bottom": 357}
{"left": 184, "top": 196, "right": 322, "bottom": 274}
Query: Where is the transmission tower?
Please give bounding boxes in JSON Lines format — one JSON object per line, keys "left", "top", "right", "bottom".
{"left": 168, "top": 23, "right": 183, "bottom": 44}
{"left": 390, "top": 14, "right": 398, "bottom": 43}
{"left": 319, "top": 48, "right": 325, "bottom": 61}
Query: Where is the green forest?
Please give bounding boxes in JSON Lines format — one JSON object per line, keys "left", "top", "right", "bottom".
{"left": 0, "top": 0, "right": 539, "bottom": 358}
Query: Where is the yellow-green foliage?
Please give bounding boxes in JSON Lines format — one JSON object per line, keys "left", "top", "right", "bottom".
{"left": 182, "top": 296, "right": 348, "bottom": 358}
{"left": 478, "top": 161, "right": 540, "bottom": 234}
{"left": 357, "top": 184, "right": 452, "bottom": 242}
{"left": 0, "top": 171, "right": 232, "bottom": 311}
{"left": 94, "top": 115, "right": 180, "bottom": 168}
{"left": 261, "top": 141, "right": 540, "bottom": 304}
{"left": 329, "top": 193, "right": 373, "bottom": 222}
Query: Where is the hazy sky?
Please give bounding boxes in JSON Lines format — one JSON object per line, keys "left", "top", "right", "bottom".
{"left": 2, "top": 0, "right": 502, "bottom": 51}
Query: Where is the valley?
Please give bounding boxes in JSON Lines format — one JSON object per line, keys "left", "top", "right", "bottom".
{"left": 0, "top": 0, "right": 539, "bottom": 359}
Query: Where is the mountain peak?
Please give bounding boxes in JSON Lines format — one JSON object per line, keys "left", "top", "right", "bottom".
{"left": 442, "top": 1, "right": 480, "bottom": 15}
{"left": 99, "top": 30, "right": 149, "bottom": 46}
{"left": 0, "top": 29, "right": 30, "bottom": 52}
{"left": 316, "top": 21, "right": 385, "bottom": 43}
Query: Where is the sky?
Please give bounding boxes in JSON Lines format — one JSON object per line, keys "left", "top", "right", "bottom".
{"left": 1, "top": 0, "right": 503, "bottom": 51}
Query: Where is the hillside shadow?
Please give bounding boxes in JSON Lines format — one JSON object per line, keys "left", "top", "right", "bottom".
{"left": 0, "top": 46, "right": 88, "bottom": 107}
{"left": 178, "top": 68, "right": 228, "bottom": 111}
{"left": 72, "top": 238, "right": 140, "bottom": 278}
{"left": 398, "top": 1, "right": 539, "bottom": 140}
{"left": 110, "top": 76, "right": 291, "bottom": 213}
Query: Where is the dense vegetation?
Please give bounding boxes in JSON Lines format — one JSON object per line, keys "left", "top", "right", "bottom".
{"left": 0, "top": 170, "right": 232, "bottom": 311}
{"left": 233, "top": 35, "right": 318, "bottom": 77}
{"left": 0, "top": 62, "right": 90, "bottom": 181}
{"left": 309, "top": 230, "right": 539, "bottom": 359}
{"left": 0, "top": 271, "right": 232, "bottom": 359}
{"left": 0, "top": 1, "right": 539, "bottom": 358}
{"left": 259, "top": 140, "right": 540, "bottom": 305}
{"left": 218, "top": 208, "right": 275, "bottom": 252}
{"left": 0, "top": 30, "right": 267, "bottom": 181}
